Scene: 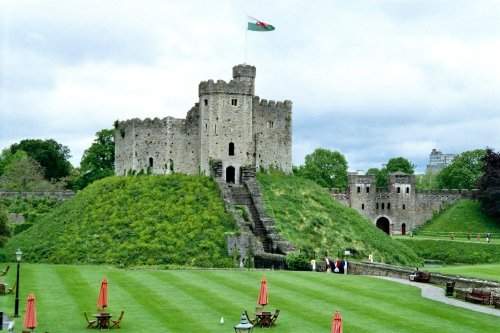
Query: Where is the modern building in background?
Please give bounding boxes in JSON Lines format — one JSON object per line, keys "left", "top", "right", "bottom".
{"left": 426, "top": 149, "right": 457, "bottom": 172}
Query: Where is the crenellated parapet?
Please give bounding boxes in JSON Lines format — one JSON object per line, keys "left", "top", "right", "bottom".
{"left": 199, "top": 79, "right": 254, "bottom": 96}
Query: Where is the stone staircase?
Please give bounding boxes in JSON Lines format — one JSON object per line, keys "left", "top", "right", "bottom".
{"left": 218, "top": 178, "right": 295, "bottom": 259}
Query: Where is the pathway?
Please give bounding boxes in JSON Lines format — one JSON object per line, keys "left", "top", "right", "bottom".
{"left": 373, "top": 276, "right": 500, "bottom": 317}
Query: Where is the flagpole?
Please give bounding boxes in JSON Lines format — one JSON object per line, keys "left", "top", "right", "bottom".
{"left": 244, "top": 20, "right": 248, "bottom": 64}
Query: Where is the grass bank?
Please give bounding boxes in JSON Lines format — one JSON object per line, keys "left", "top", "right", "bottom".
{"left": 0, "top": 263, "right": 498, "bottom": 333}
{"left": 396, "top": 238, "right": 500, "bottom": 264}
{"left": 258, "top": 173, "right": 421, "bottom": 266}
{"left": 1, "top": 175, "right": 236, "bottom": 267}
{"left": 425, "top": 264, "right": 500, "bottom": 282}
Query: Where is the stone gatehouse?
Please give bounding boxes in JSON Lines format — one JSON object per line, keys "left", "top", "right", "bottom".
{"left": 331, "top": 172, "right": 477, "bottom": 235}
{"left": 114, "top": 64, "right": 292, "bottom": 184}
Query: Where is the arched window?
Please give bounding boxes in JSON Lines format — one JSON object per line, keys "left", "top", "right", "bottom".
{"left": 149, "top": 157, "right": 153, "bottom": 167}
{"left": 229, "top": 142, "right": 235, "bottom": 156}
{"left": 406, "top": 187, "right": 410, "bottom": 194}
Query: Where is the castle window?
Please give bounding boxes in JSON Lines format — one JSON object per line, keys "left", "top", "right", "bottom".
{"left": 397, "top": 187, "right": 401, "bottom": 193}
{"left": 229, "top": 142, "right": 235, "bottom": 156}
{"left": 357, "top": 187, "right": 361, "bottom": 193}
{"left": 402, "top": 204, "right": 406, "bottom": 210}
{"left": 204, "top": 99, "right": 208, "bottom": 106}
{"left": 376, "top": 203, "right": 379, "bottom": 209}
{"left": 366, "top": 187, "right": 370, "bottom": 193}
{"left": 214, "top": 124, "right": 217, "bottom": 135}
{"left": 231, "top": 98, "right": 237, "bottom": 106}
{"left": 381, "top": 203, "right": 385, "bottom": 209}
{"left": 361, "top": 204, "right": 365, "bottom": 209}
{"left": 149, "top": 157, "right": 153, "bottom": 167}
{"left": 406, "top": 187, "right": 410, "bottom": 194}
{"left": 387, "top": 203, "right": 391, "bottom": 210}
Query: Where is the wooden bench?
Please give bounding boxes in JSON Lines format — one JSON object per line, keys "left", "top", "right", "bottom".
{"left": 464, "top": 288, "right": 491, "bottom": 305}
{"left": 491, "top": 295, "right": 500, "bottom": 308}
{"left": 413, "top": 271, "right": 431, "bottom": 283}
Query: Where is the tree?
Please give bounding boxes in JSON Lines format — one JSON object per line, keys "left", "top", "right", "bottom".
{"left": 0, "top": 152, "right": 46, "bottom": 190}
{"left": 10, "top": 139, "right": 72, "bottom": 181}
{"left": 0, "top": 148, "right": 15, "bottom": 177}
{"left": 74, "top": 129, "right": 115, "bottom": 189}
{"left": 476, "top": 148, "right": 500, "bottom": 220}
{"left": 435, "top": 149, "right": 485, "bottom": 189}
{"left": 416, "top": 169, "right": 440, "bottom": 190}
{"left": 376, "top": 157, "right": 415, "bottom": 188}
{"left": 0, "top": 204, "right": 12, "bottom": 246}
{"left": 294, "top": 148, "right": 348, "bottom": 189}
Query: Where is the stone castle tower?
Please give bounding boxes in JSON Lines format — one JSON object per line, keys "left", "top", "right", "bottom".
{"left": 115, "top": 64, "right": 292, "bottom": 183}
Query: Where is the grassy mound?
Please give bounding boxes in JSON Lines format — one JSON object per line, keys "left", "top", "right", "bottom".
{"left": 416, "top": 199, "right": 500, "bottom": 234}
{"left": 1, "top": 175, "right": 236, "bottom": 267}
{"left": 257, "top": 173, "right": 422, "bottom": 266}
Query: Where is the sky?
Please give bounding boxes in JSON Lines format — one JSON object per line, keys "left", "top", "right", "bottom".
{"left": 1, "top": 0, "right": 500, "bottom": 173}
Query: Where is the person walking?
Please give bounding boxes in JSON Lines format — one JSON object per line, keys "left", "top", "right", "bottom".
{"left": 342, "top": 258, "right": 349, "bottom": 275}
{"left": 486, "top": 233, "right": 491, "bottom": 243}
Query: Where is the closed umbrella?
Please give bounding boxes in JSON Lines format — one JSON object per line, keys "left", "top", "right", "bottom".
{"left": 97, "top": 277, "right": 108, "bottom": 311}
{"left": 331, "top": 310, "right": 343, "bottom": 333}
{"left": 23, "top": 292, "right": 37, "bottom": 332}
{"left": 257, "top": 276, "right": 268, "bottom": 307}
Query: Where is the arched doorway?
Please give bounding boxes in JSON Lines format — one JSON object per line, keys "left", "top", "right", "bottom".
{"left": 401, "top": 223, "right": 406, "bottom": 236}
{"left": 226, "top": 166, "right": 235, "bottom": 183}
{"left": 376, "top": 217, "right": 390, "bottom": 235}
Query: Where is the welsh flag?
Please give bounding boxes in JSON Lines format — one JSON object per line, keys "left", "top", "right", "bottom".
{"left": 247, "top": 17, "right": 275, "bottom": 32}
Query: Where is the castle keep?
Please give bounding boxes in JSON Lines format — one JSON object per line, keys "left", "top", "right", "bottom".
{"left": 115, "top": 65, "right": 292, "bottom": 183}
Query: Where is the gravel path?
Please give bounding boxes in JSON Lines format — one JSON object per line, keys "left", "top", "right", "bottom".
{"left": 373, "top": 276, "right": 500, "bottom": 317}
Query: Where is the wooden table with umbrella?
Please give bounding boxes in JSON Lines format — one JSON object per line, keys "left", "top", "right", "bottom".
{"left": 23, "top": 292, "right": 37, "bottom": 332}
{"left": 94, "top": 276, "right": 112, "bottom": 330}
{"left": 331, "top": 310, "right": 343, "bottom": 333}
{"left": 256, "top": 276, "right": 272, "bottom": 327}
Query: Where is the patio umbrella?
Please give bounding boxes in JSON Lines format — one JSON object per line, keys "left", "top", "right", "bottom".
{"left": 23, "top": 292, "right": 37, "bottom": 332}
{"left": 257, "top": 276, "right": 268, "bottom": 307}
{"left": 331, "top": 310, "right": 343, "bottom": 333}
{"left": 97, "top": 276, "right": 108, "bottom": 310}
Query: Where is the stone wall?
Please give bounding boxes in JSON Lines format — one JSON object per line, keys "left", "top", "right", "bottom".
{"left": 0, "top": 191, "right": 75, "bottom": 200}
{"left": 349, "top": 262, "right": 500, "bottom": 289}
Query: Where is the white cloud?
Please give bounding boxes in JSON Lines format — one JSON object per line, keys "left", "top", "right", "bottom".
{"left": 1, "top": 0, "right": 499, "bottom": 171}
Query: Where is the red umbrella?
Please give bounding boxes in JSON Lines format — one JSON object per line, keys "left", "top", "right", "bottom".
{"left": 23, "top": 292, "right": 37, "bottom": 332}
{"left": 331, "top": 310, "right": 343, "bottom": 333}
{"left": 97, "top": 277, "right": 108, "bottom": 310}
{"left": 257, "top": 276, "right": 268, "bottom": 307}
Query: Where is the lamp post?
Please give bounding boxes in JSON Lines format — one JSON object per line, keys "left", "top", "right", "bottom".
{"left": 13, "top": 248, "right": 22, "bottom": 318}
{"left": 234, "top": 311, "right": 254, "bottom": 333}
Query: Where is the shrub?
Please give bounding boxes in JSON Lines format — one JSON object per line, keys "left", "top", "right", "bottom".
{"left": 286, "top": 253, "right": 310, "bottom": 271}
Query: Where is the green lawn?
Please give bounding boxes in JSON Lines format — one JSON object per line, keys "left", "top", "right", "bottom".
{"left": 426, "top": 264, "right": 500, "bottom": 282}
{"left": 1, "top": 264, "right": 499, "bottom": 332}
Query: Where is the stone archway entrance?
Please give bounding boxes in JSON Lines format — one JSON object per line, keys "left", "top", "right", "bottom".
{"left": 401, "top": 223, "right": 406, "bottom": 236}
{"left": 376, "top": 217, "right": 390, "bottom": 235}
{"left": 226, "top": 166, "right": 235, "bottom": 183}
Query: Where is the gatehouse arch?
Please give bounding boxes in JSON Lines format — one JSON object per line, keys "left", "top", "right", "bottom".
{"left": 376, "top": 217, "right": 390, "bottom": 235}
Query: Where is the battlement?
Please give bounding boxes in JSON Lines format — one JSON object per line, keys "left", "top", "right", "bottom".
{"left": 198, "top": 79, "right": 254, "bottom": 96}
{"left": 118, "top": 116, "right": 184, "bottom": 128}
{"left": 257, "top": 98, "right": 293, "bottom": 109}
{"left": 232, "top": 64, "right": 256, "bottom": 81}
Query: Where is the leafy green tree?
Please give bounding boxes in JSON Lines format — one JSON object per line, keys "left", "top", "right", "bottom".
{"left": 435, "top": 149, "right": 485, "bottom": 189}
{"left": 10, "top": 139, "right": 72, "bottom": 181}
{"left": 0, "top": 148, "right": 16, "bottom": 177}
{"left": 0, "top": 152, "right": 46, "bottom": 190}
{"left": 416, "top": 169, "right": 440, "bottom": 190}
{"left": 294, "top": 148, "right": 348, "bottom": 189}
{"left": 74, "top": 129, "right": 115, "bottom": 189}
{"left": 0, "top": 204, "right": 12, "bottom": 246}
{"left": 366, "top": 168, "right": 380, "bottom": 176}
{"left": 377, "top": 157, "right": 415, "bottom": 188}
{"left": 476, "top": 148, "right": 500, "bottom": 220}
